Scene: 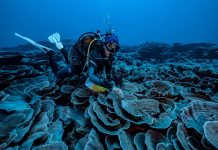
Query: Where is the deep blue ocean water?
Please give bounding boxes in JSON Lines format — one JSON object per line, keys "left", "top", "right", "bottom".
{"left": 1, "top": 0, "right": 218, "bottom": 48}
{"left": 1, "top": 1, "right": 218, "bottom": 150}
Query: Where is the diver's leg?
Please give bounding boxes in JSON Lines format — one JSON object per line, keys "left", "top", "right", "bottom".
{"left": 47, "top": 49, "right": 82, "bottom": 81}
{"left": 56, "top": 64, "right": 75, "bottom": 80}
{"left": 48, "top": 52, "right": 74, "bottom": 80}
{"left": 47, "top": 50, "right": 64, "bottom": 73}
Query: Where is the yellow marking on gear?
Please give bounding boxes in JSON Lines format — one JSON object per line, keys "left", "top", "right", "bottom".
{"left": 85, "top": 78, "right": 108, "bottom": 92}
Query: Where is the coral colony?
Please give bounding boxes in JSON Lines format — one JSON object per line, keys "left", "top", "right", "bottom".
{"left": 0, "top": 41, "right": 218, "bottom": 149}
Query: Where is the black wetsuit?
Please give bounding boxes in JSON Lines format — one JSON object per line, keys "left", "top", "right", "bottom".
{"left": 47, "top": 40, "right": 114, "bottom": 89}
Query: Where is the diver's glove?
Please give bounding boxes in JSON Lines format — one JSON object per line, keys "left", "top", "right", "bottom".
{"left": 103, "top": 79, "right": 115, "bottom": 91}
{"left": 48, "top": 32, "right": 64, "bottom": 50}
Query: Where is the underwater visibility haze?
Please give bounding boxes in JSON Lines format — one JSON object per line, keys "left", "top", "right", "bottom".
{"left": 1, "top": 0, "right": 218, "bottom": 47}
{"left": 0, "top": 0, "right": 218, "bottom": 150}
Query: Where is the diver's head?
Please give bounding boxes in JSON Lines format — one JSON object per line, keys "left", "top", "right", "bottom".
{"left": 104, "top": 34, "right": 120, "bottom": 56}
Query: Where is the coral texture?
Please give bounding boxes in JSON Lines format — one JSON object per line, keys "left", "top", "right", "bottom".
{"left": 0, "top": 41, "right": 218, "bottom": 149}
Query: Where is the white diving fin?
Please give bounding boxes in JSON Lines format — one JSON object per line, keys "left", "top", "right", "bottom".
{"left": 48, "top": 32, "right": 64, "bottom": 50}
{"left": 14, "top": 33, "right": 54, "bottom": 52}
{"left": 48, "top": 32, "right": 60, "bottom": 44}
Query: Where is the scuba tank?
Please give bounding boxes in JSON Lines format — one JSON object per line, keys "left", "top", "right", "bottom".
{"left": 68, "top": 31, "right": 101, "bottom": 65}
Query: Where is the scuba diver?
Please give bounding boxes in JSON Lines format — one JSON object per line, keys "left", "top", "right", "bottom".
{"left": 15, "top": 31, "right": 123, "bottom": 94}
{"left": 47, "top": 31, "right": 119, "bottom": 92}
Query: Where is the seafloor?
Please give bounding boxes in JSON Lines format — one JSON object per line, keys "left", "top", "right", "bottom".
{"left": 0, "top": 41, "right": 218, "bottom": 150}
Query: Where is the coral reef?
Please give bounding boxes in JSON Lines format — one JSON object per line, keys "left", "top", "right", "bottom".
{"left": 0, "top": 41, "right": 218, "bottom": 149}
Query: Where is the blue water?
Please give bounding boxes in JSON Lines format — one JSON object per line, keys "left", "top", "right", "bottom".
{"left": 1, "top": 0, "right": 218, "bottom": 48}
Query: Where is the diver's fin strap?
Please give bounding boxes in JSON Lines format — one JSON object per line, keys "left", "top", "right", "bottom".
{"left": 14, "top": 33, "right": 54, "bottom": 52}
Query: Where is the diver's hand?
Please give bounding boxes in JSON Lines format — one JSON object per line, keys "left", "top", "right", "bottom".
{"left": 48, "top": 32, "right": 64, "bottom": 50}
{"left": 112, "top": 87, "right": 124, "bottom": 98}
{"left": 103, "top": 79, "right": 116, "bottom": 90}
{"left": 109, "top": 80, "right": 115, "bottom": 87}
{"left": 103, "top": 80, "right": 113, "bottom": 90}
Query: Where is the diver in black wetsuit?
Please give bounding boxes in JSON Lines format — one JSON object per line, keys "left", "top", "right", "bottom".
{"left": 47, "top": 31, "right": 120, "bottom": 92}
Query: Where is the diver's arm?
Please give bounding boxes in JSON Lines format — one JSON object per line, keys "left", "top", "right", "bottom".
{"left": 87, "top": 43, "right": 113, "bottom": 90}
{"left": 88, "top": 66, "right": 112, "bottom": 90}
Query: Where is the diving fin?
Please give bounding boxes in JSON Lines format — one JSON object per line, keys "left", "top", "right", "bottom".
{"left": 14, "top": 33, "right": 54, "bottom": 52}
{"left": 48, "top": 32, "right": 60, "bottom": 44}
{"left": 48, "top": 32, "right": 63, "bottom": 50}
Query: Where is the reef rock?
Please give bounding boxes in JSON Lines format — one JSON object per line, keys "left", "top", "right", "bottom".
{"left": 0, "top": 41, "right": 218, "bottom": 149}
